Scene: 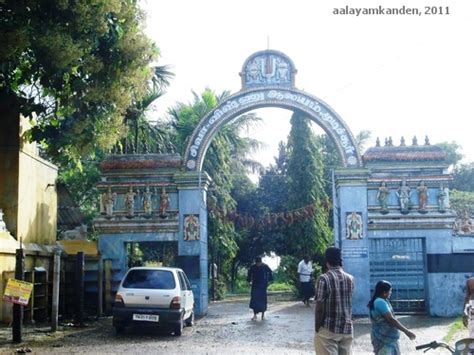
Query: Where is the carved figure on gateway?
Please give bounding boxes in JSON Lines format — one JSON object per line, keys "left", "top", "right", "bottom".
{"left": 241, "top": 50, "right": 296, "bottom": 88}
{"left": 183, "top": 50, "right": 362, "bottom": 172}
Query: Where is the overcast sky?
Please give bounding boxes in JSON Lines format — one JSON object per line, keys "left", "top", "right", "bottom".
{"left": 141, "top": 0, "right": 474, "bottom": 167}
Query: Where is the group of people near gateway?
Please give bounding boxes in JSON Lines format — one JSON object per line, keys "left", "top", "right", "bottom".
{"left": 247, "top": 247, "right": 423, "bottom": 355}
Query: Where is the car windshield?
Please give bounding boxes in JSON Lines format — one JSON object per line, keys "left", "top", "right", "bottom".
{"left": 122, "top": 269, "right": 176, "bottom": 290}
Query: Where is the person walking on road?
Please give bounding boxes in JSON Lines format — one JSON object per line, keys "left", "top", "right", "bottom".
{"left": 298, "top": 255, "right": 313, "bottom": 306}
{"left": 368, "top": 280, "right": 416, "bottom": 354}
{"left": 463, "top": 277, "right": 474, "bottom": 335}
{"left": 315, "top": 247, "right": 354, "bottom": 355}
{"left": 247, "top": 256, "right": 273, "bottom": 321}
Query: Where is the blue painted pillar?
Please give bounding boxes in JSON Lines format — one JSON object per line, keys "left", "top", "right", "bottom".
{"left": 334, "top": 168, "right": 370, "bottom": 315}
{"left": 175, "top": 171, "right": 211, "bottom": 316}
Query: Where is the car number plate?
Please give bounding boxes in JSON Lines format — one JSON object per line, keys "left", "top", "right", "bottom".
{"left": 133, "top": 314, "right": 159, "bottom": 322}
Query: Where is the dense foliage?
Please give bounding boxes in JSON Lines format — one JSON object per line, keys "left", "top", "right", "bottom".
{"left": 0, "top": 0, "right": 158, "bottom": 164}
{"left": 285, "top": 111, "right": 331, "bottom": 257}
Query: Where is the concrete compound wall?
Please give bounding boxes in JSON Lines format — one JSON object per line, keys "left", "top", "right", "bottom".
{"left": 335, "top": 164, "right": 474, "bottom": 316}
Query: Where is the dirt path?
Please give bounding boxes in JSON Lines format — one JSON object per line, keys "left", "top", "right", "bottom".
{"left": 0, "top": 299, "right": 469, "bottom": 354}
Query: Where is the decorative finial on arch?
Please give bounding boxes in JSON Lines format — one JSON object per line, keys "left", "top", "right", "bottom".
{"left": 375, "top": 137, "right": 380, "bottom": 147}
{"left": 400, "top": 136, "right": 406, "bottom": 146}
{"left": 240, "top": 50, "right": 297, "bottom": 90}
{"left": 412, "top": 136, "right": 418, "bottom": 146}
{"left": 424, "top": 135, "right": 430, "bottom": 145}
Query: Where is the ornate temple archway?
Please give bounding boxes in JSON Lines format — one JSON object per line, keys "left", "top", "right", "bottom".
{"left": 95, "top": 50, "right": 368, "bottom": 317}
{"left": 183, "top": 50, "right": 362, "bottom": 172}
{"left": 96, "top": 49, "right": 466, "bottom": 318}
{"left": 174, "top": 50, "right": 367, "bottom": 315}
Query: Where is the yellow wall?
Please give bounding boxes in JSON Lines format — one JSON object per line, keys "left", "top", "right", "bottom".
{"left": 0, "top": 100, "right": 58, "bottom": 323}
{"left": 17, "top": 149, "right": 58, "bottom": 245}
{"left": 0, "top": 263, "right": 16, "bottom": 323}
{"left": 0, "top": 246, "right": 54, "bottom": 323}
{"left": 0, "top": 117, "right": 58, "bottom": 245}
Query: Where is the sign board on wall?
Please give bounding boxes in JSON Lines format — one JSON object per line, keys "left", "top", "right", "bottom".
{"left": 2, "top": 278, "right": 33, "bottom": 306}
{"left": 342, "top": 247, "right": 368, "bottom": 259}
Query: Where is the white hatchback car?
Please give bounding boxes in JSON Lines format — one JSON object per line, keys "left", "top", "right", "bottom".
{"left": 112, "top": 267, "right": 194, "bottom": 336}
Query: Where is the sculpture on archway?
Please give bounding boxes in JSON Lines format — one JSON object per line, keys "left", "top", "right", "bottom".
{"left": 143, "top": 186, "right": 153, "bottom": 216}
{"left": 437, "top": 183, "right": 448, "bottom": 213}
{"left": 159, "top": 187, "right": 170, "bottom": 218}
{"left": 376, "top": 181, "right": 390, "bottom": 214}
{"left": 125, "top": 186, "right": 136, "bottom": 216}
{"left": 101, "top": 186, "right": 116, "bottom": 217}
{"left": 397, "top": 179, "right": 411, "bottom": 214}
{"left": 417, "top": 180, "right": 429, "bottom": 213}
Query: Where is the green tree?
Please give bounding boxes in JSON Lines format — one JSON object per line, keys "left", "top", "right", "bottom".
{"left": 167, "top": 89, "right": 263, "bottom": 295}
{"left": 355, "top": 130, "right": 372, "bottom": 153}
{"left": 120, "top": 65, "right": 175, "bottom": 154}
{"left": 452, "top": 163, "right": 474, "bottom": 192}
{"left": 256, "top": 142, "right": 290, "bottom": 255}
{"left": 437, "top": 141, "right": 464, "bottom": 168}
{"left": 0, "top": 0, "right": 157, "bottom": 163}
{"left": 57, "top": 64, "right": 173, "bottom": 235}
{"left": 286, "top": 111, "right": 331, "bottom": 257}
{"left": 450, "top": 190, "right": 474, "bottom": 216}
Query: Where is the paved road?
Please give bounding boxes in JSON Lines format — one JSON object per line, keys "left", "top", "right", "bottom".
{"left": 0, "top": 299, "right": 469, "bottom": 354}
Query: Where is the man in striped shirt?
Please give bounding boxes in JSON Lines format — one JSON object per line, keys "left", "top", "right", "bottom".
{"left": 314, "top": 247, "right": 354, "bottom": 355}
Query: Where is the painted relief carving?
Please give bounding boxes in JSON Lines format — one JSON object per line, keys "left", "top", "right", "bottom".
{"left": 159, "top": 187, "right": 170, "bottom": 218}
{"left": 125, "top": 186, "right": 136, "bottom": 216}
{"left": 184, "top": 214, "right": 200, "bottom": 241}
{"left": 453, "top": 210, "right": 474, "bottom": 236}
{"left": 346, "top": 212, "right": 363, "bottom": 240}
{"left": 396, "top": 179, "right": 411, "bottom": 214}
{"left": 247, "top": 59, "right": 263, "bottom": 83}
{"left": 417, "top": 180, "right": 429, "bottom": 213}
{"left": 437, "top": 183, "right": 448, "bottom": 213}
{"left": 101, "top": 186, "right": 117, "bottom": 217}
{"left": 243, "top": 52, "right": 294, "bottom": 88}
{"left": 143, "top": 186, "right": 153, "bottom": 215}
{"left": 376, "top": 181, "right": 389, "bottom": 214}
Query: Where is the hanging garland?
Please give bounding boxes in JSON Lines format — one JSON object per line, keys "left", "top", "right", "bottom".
{"left": 207, "top": 199, "right": 332, "bottom": 230}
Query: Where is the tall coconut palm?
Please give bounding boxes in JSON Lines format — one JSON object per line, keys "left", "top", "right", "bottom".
{"left": 120, "top": 65, "right": 175, "bottom": 153}
{"left": 166, "top": 88, "right": 264, "bottom": 293}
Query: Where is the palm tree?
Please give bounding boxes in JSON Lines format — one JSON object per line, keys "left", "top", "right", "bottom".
{"left": 121, "top": 65, "right": 175, "bottom": 153}
{"left": 166, "top": 88, "right": 264, "bottom": 293}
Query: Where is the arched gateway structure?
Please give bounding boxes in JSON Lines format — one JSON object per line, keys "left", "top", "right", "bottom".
{"left": 184, "top": 50, "right": 362, "bottom": 171}
{"left": 96, "top": 50, "right": 469, "bottom": 318}
{"left": 177, "top": 49, "right": 369, "bottom": 315}
{"left": 179, "top": 50, "right": 368, "bottom": 312}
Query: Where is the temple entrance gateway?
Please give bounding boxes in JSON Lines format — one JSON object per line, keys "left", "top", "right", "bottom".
{"left": 95, "top": 49, "right": 472, "bottom": 317}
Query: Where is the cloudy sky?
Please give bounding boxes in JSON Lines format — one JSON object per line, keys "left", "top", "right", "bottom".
{"left": 141, "top": 0, "right": 474, "bottom": 167}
